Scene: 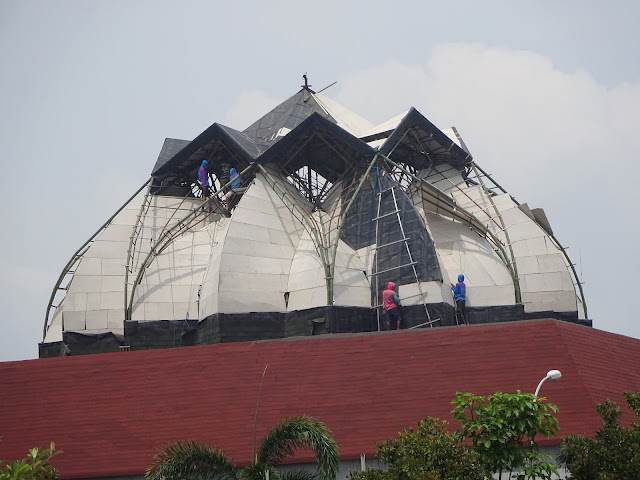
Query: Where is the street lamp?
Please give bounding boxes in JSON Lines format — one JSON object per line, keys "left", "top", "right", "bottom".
{"left": 530, "top": 370, "right": 562, "bottom": 448}
{"left": 534, "top": 369, "right": 562, "bottom": 398}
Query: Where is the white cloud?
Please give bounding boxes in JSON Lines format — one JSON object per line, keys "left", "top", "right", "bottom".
{"left": 334, "top": 61, "right": 428, "bottom": 125}
{"left": 334, "top": 44, "right": 640, "bottom": 340}
{"left": 336, "top": 43, "right": 640, "bottom": 204}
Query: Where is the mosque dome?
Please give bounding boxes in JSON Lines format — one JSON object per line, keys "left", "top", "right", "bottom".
{"left": 40, "top": 83, "right": 588, "bottom": 357}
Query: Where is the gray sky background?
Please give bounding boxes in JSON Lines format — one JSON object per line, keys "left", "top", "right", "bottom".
{"left": 1, "top": 0, "right": 638, "bottom": 362}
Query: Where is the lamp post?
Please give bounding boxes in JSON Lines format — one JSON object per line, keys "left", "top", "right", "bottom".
{"left": 530, "top": 370, "right": 562, "bottom": 449}
{"left": 534, "top": 369, "right": 562, "bottom": 399}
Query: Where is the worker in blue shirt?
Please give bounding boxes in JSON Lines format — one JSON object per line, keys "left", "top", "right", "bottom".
{"left": 451, "top": 274, "right": 468, "bottom": 325}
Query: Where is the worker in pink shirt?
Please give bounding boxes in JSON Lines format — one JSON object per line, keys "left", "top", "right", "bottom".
{"left": 383, "top": 282, "right": 402, "bottom": 330}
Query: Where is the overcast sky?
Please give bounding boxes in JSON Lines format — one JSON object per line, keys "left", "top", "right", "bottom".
{"left": 1, "top": 0, "right": 638, "bottom": 362}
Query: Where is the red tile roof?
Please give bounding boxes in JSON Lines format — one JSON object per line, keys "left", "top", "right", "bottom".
{"left": 1, "top": 320, "right": 639, "bottom": 479}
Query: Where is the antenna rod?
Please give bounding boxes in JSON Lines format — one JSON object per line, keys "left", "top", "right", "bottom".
{"left": 317, "top": 81, "right": 337, "bottom": 94}
{"left": 252, "top": 364, "right": 269, "bottom": 463}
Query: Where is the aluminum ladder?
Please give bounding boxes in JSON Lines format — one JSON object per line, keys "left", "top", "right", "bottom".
{"left": 372, "top": 185, "right": 438, "bottom": 330}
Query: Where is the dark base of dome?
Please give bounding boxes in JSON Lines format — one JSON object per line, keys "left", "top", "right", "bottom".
{"left": 39, "top": 304, "right": 591, "bottom": 357}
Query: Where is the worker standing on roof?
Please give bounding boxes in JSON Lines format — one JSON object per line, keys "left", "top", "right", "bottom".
{"left": 230, "top": 167, "right": 241, "bottom": 189}
{"left": 224, "top": 167, "right": 247, "bottom": 209}
{"left": 451, "top": 274, "right": 468, "bottom": 325}
{"left": 198, "top": 160, "right": 210, "bottom": 202}
{"left": 383, "top": 282, "right": 402, "bottom": 330}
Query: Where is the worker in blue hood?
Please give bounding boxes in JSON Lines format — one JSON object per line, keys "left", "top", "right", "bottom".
{"left": 224, "top": 167, "right": 248, "bottom": 210}
{"left": 230, "top": 168, "right": 241, "bottom": 189}
{"left": 451, "top": 274, "right": 468, "bottom": 325}
{"left": 198, "top": 160, "right": 210, "bottom": 201}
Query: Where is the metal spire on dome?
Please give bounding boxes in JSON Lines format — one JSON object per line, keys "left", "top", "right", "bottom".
{"left": 301, "top": 73, "right": 315, "bottom": 93}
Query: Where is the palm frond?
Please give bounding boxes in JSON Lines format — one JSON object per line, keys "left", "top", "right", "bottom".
{"left": 557, "top": 434, "right": 594, "bottom": 467}
{"left": 239, "top": 463, "right": 281, "bottom": 480}
{"left": 146, "top": 440, "right": 237, "bottom": 480}
{"left": 257, "top": 415, "right": 339, "bottom": 480}
{"left": 281, "top": 470, "right": 319, "bottom": 480}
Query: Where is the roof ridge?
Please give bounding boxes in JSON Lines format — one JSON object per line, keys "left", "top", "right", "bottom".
{"left": 553, "top": 320, "right": 601, "bottom": 413}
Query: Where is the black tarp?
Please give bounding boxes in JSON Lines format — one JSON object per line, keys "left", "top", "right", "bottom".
{"left": 243, "top": 89, "right": 329, "bottom": 145}
{"left": 151, "top": 138, "right": 190, "bottom": 176}
{"left": 339, "top": 170, "right": 442, "bottom": 312}
{"left": 152, "top": 123, "right": 260, "bottom": 182}
{"left": 257, "top": 113, "right": 376, "bottom": 181}
{"left": 379, "top": 108, "right": 473, "bottom": 171}
{"left": 40, "top": 306, "right": 592, "bottom": 357}
{"left": 125, "top": 319, "right": 197, "bottom": 350}
{"left": 38, "top": 341, "right": 70, "bottom": 358}
{"left": 61, "top": 332, "right": 123, "bottom": 355}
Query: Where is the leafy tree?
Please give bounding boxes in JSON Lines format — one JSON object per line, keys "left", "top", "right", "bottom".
{"left": 146, "top": 415, "right": 339, "bottom": 480}
{"left": 558, "top": 391, "right": 640, "bottom": 480}
{"left": 452, "top": 391, "right": 560, "bottom": 480}
{"left": 349, "top": 416, "right": 486, "bottom": 480}
{"left": 0, "top": 443, "right": 61, "bottom": 480}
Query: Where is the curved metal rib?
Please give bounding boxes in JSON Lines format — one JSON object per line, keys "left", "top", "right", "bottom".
{"left": 126, "top": 164, "right": 255, "bottom": 320}
{"left": 124, "top": 183, "right": 153, "bottom": 316}
{"left": 469, "top": 163, "right": 522, "bottom": 303}
{"left": 327, "top": 154, "right": 380, "bottom": 304}
{"left": 43, "top": 179, "right": 151, "bottom": 341}
{"left": 256, "top": 165, "right": 331, "bottom": 293}
{"left": 471, "top": 162, "right": 587, "bottom": 317}
{"left": 378, "top": 154, "right": 519, "bottom": 299}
